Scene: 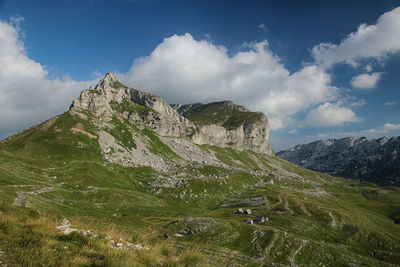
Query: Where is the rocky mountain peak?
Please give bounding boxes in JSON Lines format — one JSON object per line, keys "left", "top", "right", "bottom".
{"left": 92, "top": 72, "right": 124, "bottom": 95}
{"left": 104, "top": 72, "right": 118, "bottom": 81}
{"left": 70, "top": 73, "right": 273, "bottom": 155}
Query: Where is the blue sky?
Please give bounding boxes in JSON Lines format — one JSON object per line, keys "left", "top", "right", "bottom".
{"left": 0, "top": 0, "right": 400, "bottom": 151}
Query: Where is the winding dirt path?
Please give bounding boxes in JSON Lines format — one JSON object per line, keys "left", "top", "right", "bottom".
{"left": 264, "top": 230, "right": 279, "bottom": 256}
{"left": 289, "top": 240, "right": 307, "bottom": 267}
{"left": 327, "top": 211, "right": 337, "bottom": 227}
{"left": 271, "top": 195, "right": 283, "bottom": 207}
{"left": 283, "top": 198, "right": 294, "bottom": 214}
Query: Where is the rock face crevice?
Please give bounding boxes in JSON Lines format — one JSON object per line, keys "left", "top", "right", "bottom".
{"left": 70, "top": 73, "right": 273, "bottom": 155}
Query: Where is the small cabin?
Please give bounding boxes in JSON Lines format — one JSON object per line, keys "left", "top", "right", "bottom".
{"left": 255, "top": 215, "right": 268, "bottom": 223}
{"left": 246, "top": 218, "right": 253, "bottom": 224}
{"left": 245, "top": 209, "right": 252, "bottom": 215}
{"left": 237, "top": 208, "right": 244, "bottom": 214}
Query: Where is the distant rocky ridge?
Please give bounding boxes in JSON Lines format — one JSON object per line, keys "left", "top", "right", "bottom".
{"left": 277, "top": 136, "right": 400, "bottom": 186}
{"left": 70, "top": 73, "right": 273, "bottom": 156}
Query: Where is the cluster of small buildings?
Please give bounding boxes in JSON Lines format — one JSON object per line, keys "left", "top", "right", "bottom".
{"left": 237, "top": 208, "right": 268, "bottom": 225}
{"left": 237, "top": 208, "right": 251, "bottom": 215}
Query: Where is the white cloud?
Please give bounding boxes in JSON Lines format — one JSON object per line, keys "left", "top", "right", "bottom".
{"left": 305, "top": 102, "right": 360, "bottom": 127}
{"left": 350, "top": 99, "right": 366, "bottom": 107}
{"left": 0, "top": 20, "right": 364, "bottom": 137}
{"left": 366, "top": 123, "right": 400, "bottom": 134}
{"left": 258, "top": 23, "right": 267, "bottom": 32}
{"left": 384, "top": 100, "right": 398, "bottom": 106}
{"left": 350, "top": 72, "right": 381, "bottom": 89}
{"left": 121, "top": 33, "right": 339, "bottom": 130}
{"left": 312, "top": 6, "right": 400, "bottom": 68}
{"left": 317, "top": 123, "right": 400, "bottom": 139}
{"left": 365, "top": 63, "right": 373, "bottom": 72}
{"left": 274, "top": 122, "right": 400, "bottom": 151}
{"left": 0, "top": 18, "right": 92, "bottom": 135}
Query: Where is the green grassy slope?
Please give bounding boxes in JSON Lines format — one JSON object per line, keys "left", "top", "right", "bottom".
{"left": 0, "top": 110, "right": 399, "bottom": 266}
{"left": 178, "top": 101, "right": 265, "bottom": 130}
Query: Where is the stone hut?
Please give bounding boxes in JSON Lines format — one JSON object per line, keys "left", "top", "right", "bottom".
{"left": 255, "top": 215, "right": 268, "bottom": 223}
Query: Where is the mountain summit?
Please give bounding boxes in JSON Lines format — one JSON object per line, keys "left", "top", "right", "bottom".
{"left": 70, "top": 73, "right": 273, "bottom": 157}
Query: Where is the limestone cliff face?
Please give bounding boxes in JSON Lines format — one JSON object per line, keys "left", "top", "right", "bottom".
{"left": 70, "top": 73, "right": 273, "bottom": 155}
{"left": 173, "top": 102, "right": 271, "bottom": 154}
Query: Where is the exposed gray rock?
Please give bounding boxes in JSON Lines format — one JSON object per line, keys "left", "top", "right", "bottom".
{"left": 174, "top": 217, "right": 219, "bottom": 235}
{"left": 98, "top": 130, "right": 168, "bottom": 170}
{"left": 173, "top": 102, "right": 273, "bottom": 155}
{"left": 70, "top": 72, "right": 274, "bottom": 170}
{"left": 277, "top": 136, "right": 400, "bottom": 186}
{"left": 160, "top": 137, "right": 222, "bottom": 166}
{"left": 219, "top": 196, "right": 265, "bottom": 207}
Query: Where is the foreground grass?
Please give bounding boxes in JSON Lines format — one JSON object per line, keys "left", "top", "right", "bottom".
{"left": 0, "top": 205, "right": 213, "bottom": 266}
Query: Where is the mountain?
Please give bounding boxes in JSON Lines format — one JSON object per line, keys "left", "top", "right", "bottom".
{"left": 172, "top": 101, "right": 272, "bottom": 154}
{"left": 0, "top": 74, "right": 400, "bottom": 266}
{"left": 69, "top": 73, "right": 273, "bottom": 170}
{"left": 277, "top": 136, "right": 400, "bottom": 186}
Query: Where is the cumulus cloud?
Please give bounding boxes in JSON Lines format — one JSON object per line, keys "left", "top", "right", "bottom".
{"left": 0, "top": 18, "right": 92, "bottom": 136}
{"left": 312, "top": 6, "right": 400, "bottom": 68}
{"left": 350, "top": 72, "right": 381, "bottom": 89}
{"left": 305, "top": 102, "right": 360, "bottom": 127}
{"left": 121, "top": 33, "right": 339, "bottom": 129}
{"left": 1, "top": 20, "right": 363, "bottom": 137}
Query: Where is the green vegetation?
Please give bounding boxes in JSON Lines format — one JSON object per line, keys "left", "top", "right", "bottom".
{"left": 88, "top": 89, "right": 101, "bottom": 95}
{"left": 200, "top": 145, "right": 259, "bottom": 169}
{"left": 0, "top": 206, "right": 214, "bottom": 266}
{"left": 110, "top": 80, "right": 128, "bottom": 89}
{"left": 181, "top": 101, "right": 264, "bottom": 130}
{"left": 141, "top": 127, "right": 181, "bottom": 159}
{"left": 0, "top": 108, "right": 400, "bottom": 266}
{"left": 110, "top": 98, "right": 154, "bottom": 115}
{"left": 108, "top": 116, "right": 137, "bottom": 150}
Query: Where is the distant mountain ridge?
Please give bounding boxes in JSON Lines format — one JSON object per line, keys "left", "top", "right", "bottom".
{"left": 277, "top": 136, "right": 400, "bottom": 186}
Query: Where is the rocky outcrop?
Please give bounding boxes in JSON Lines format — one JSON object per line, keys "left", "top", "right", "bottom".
{"left": 70, "top": 73, "right": 273, "bottom": 155}
{"left": 190, "top": 122, "right": 271, "bottom": 154}
{"left": 173, "top": 102, "right": 272, "bottom": 155}
{"left": 277, "top": 137, "right": 400, "bottom": 186}
{"left": 70, "top": 73, "right": 195, "bottom": 138}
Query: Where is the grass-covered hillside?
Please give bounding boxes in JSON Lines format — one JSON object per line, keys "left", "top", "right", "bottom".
{"left": 1, "top": 79, "right": 400, "bottom": 266}
{"left": 175, "top": 101, "right": 265, "bottom": 130}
